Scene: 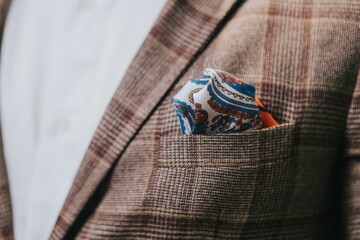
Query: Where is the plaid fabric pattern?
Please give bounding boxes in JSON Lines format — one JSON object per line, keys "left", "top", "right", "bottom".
{"left": 0, "top": 0, "right": 359, "bottom": 239}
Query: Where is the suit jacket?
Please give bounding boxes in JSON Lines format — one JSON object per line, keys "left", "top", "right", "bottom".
{"left": 0, "top": 0, "right": 359, "bottom": 239}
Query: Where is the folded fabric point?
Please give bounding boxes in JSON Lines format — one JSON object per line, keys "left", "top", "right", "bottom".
{"left": 171, "top": 68, "right": 279, "bottom": 134}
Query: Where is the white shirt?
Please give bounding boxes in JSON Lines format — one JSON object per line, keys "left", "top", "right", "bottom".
{"left": 0, "top": 0, "right": 167, "bottom": 239}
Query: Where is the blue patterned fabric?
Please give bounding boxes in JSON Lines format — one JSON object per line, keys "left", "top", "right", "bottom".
{"left": 171, "top": 68, "right": 262, "bottom": 134}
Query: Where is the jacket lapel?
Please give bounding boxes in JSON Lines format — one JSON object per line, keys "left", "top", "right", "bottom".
{"left": 0, "top": 135, "right": 13, "bottom": 240}
{"left": 0, "top": 0, "right": 14, "bottom": 239}
{"left": 50, "top": 0, "right": 239, "bottom": 238}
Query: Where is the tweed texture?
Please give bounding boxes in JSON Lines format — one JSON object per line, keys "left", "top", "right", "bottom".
{"left": 0, "top": 0, "right": 359, "bottom": 239}
{"left": 50, "top": 0, "right": 358, "bottom": 239}
{"left": 49, "top": 0, "right": 360, "bottom": 239}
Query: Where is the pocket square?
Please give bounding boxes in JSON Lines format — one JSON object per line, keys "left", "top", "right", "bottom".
{"left": 171, "top": 68, "right": 279, "bottom": 134}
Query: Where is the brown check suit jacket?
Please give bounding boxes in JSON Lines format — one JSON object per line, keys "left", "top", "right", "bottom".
{"left": 0, "top": 0, "right": 359, "bottom": 239}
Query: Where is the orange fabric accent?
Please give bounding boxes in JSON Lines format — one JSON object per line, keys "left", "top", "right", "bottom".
{"left": 255, "top": 98, "right": 279, "bottom": 128}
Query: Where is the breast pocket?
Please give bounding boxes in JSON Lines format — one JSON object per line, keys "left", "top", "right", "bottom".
{"left": 142, "top": 123, "right": 296, "bottom": 238}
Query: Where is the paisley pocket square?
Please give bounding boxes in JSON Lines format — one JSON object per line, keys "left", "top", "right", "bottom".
{"left": 171, "top": 68, "right": 279, "bottom": 134}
